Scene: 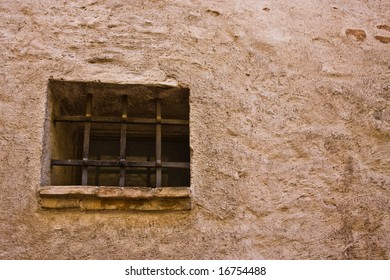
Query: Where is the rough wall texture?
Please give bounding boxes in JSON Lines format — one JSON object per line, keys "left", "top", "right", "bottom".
{"left": 0, "top": 0, "right": 389, "bottom": 259}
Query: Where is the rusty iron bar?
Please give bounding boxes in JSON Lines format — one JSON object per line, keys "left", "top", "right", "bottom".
{"left": 81, "top": 93, "right": 92, "bottom": 185}
{"left": 51, "top": 159, "right": 190, "bottom": 169}
{"left": 155, "top": 98, "right": 162, "bottom": 188}
{"left": 119, "top": 95, "right": 128, "bottom": 187}
{"left": 53, "top": 116, "right": 188, "bottom": 125}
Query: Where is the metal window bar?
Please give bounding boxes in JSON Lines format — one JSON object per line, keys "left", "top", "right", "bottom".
{"left": 119, "top": 95, "right": 128, "bottom": 187}
{"left": 51, "top": 94, "right": 190, "bottom": 187}
{"left": 51, "top": 159, "right": 189, "bottom": 168}
{"left": 81, "top": 93, "right": 92, "bottom": 185}
{"left": 155, "top": 98, "right": 162, "bottom": 188}
{"left": 53, "top": 116, "right": 188, "bottom": 125}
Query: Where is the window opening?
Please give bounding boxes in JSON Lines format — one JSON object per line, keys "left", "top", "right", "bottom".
{"left": 49, "top": 82, "right": 190, "bottom": 188}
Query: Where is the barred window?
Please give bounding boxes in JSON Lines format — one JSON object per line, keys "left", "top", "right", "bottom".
{"left": 42, "top": 80, "right": 190, "bottom": 190}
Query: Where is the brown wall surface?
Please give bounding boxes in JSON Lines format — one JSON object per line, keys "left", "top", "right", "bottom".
{"left": 0, "top": 0, "right": 389, "bottom": 259}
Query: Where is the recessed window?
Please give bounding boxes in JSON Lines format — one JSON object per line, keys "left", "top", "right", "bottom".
{"left": 39, "top": 80, "right": 191, "bottom": 211}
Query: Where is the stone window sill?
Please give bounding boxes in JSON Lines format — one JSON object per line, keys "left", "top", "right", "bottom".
{"left": 38, "top": 186, "right": 191, "bottom": 211}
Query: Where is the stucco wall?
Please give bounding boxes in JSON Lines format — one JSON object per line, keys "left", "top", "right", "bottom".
{"left": 0, "top": 0, "right": 389, "bottom": 259}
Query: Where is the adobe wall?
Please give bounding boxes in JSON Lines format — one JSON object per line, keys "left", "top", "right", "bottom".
{"left": 0, "top": 0, "right": 389, "bottom": 259}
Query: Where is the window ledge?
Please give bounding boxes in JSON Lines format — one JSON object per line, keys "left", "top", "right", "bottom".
{"left": 38, "top": 186, "right": 191, "bottom": 211}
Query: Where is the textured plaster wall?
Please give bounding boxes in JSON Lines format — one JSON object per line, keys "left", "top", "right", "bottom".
{"left": 0, "top": 0, "right": 389, "bottom": 259}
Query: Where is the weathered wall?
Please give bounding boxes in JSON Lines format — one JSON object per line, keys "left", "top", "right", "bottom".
{"left": 0, "top": 0, "right": 389, "bottom": 259}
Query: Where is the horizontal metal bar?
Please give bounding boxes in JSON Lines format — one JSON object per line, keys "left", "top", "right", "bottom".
{"left": 53, "top": 116, "right": 189, "bottom": 125}
{"left": 51, "top": 159, "right": 190, "bottom": 169}
{"left": 162, "top": 162, "right": 190, "bottom": 168}
{"left": 163, "top": 119, "right": 189, "bottom": 125}
{"left": 52, "top": 160, "right": 155, "bottom": 167}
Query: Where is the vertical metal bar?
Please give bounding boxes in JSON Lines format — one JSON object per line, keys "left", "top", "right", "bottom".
{"left": 119, "top": 95, "right": 127, "bottom": 187}
{"left": 82, "top": 93, "right": 92, "bottom": 185}
{"left": 155, "top": 98, "right": 162, "bottom": 188}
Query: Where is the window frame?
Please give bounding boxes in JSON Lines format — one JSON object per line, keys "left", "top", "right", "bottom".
{"left": 39, "top": 79, "right": 192, "bottom": 211}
